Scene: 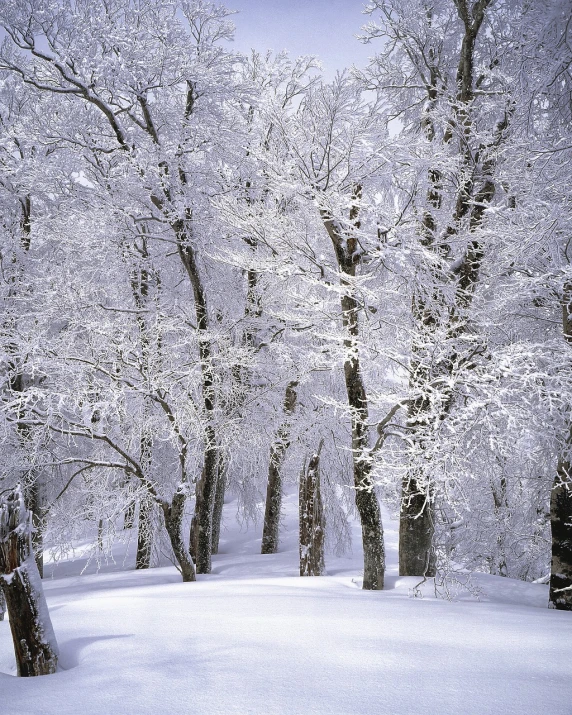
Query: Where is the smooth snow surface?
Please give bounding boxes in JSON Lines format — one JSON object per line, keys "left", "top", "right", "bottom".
{"left": 1, "top": 491, "right": 571, "bottom": 715}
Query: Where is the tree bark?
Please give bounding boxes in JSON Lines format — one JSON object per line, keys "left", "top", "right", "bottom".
{"left": 549, "top": 284, "right": 572, "bottom": 609}
{"left": 299, "top": 446, "right": 326, "bottom": 577}
{"left": 135, "top": 430, "right": 154, "bottom": 570}
{"left": 261, "top": 381, "right": 298, "bottom": 554}
{"left": 211, "top": 451, "right": 227, "bottom": 555}
{"left": 549, "top": 455, "right": 572, "bottom": 609}
{"left": 0, "top": 487, "right": 59, "bottom": 676}
{"left": 123, "top": 497, "right": 136, "bottom": 530}
{"left": 162, "top": 491, "right": 196, "bottom": 582}
{"left": 9, "top": 195, "right": 47, "bottom": 578}
{"left": 320, "top": 201, "right": 385, "bottom": 590}
{"left": 491, "top": 475, "right": 509, "bottom": 577}
{"left": 23, "top": 479, "right": 45, "bottom": 578}
{"left": 399, "top": 478, "right": 436, "bottom": 576}
{"left": 175, "top": 221, "right": 219, "bottom": 575}
{"left": 191, "top": 428, "right": 218, "bottom": 574}
{"left": 400, "top": 338, "right": 437, "bottom": 576}
{"left": 136, "top": 494, "right": 153, "bottom": 570}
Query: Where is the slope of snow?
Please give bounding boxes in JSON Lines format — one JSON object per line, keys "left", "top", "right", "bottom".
{"left": 1, "top": 490, "right": 571, "bottom": 715}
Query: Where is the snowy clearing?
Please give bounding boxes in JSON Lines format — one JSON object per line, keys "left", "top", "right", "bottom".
{"left": 1, "top": 492, "right": 570, "bottom": 715}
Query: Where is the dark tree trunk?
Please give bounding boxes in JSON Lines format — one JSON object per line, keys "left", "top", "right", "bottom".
{"left": 299, "top": 446, "right": 325, "bottom": 577}
{"left": 143, "top": 96, "right": 219, "bottom": 578}
{"left": 24, "top": 479, "right": 45, "bottom": 578}
{"left": 136, "top": 495, "right": 153, "bottom": 570}
{"left": 399, "top": 477, "right": 436, "bottom": 576}
{"left": 10, "top": 197, "right": 46, "bottom": 579}
{"left": 192, "top": 429, "right": 218, "bottom": 574}
{"left": 135, "top": 431, "right": 153, "bottom": 569}
{"left": 211, "top": 452, "right": 227, "bottom": 556}
{"left": 549, "top": 457, "right": 572, "bottom": 610}
{"left": 550, "top": 285, "right": 572, "bottom": 609}
{"left": 261, "top": 381, "right": 298, "bottom": 554}
{"left": 400, "top": 345, "right": 436, "bottom": 576}
{"left": 491, "top": 475, "right": 509, "bottom": 577}
{"left": 320, "top": 199, "right": 385, "bottom": 591}
{"left": 127, "top": 461, "right": 195, "bottom": 582}
{"left": 0, "top": 584, "right": 6, "bottom": 621}
{"left": 97, "top": 518, "right": 104, "bottom": 551}
{"left": 123, "top": 498, "right": 136, "bottom": 530}
{"left": 0, "top": 487, "right": 59, "bottom": 676}
{"left": 175, "top": 222, "right": 219, "bottom": 576}
{"left": 162, "top": 492, "right": 196, "bottom": 582}
{"left": 341, "top": 295, "right": 385, "bottom": 590}
{"left": 399, "top": 321, "right": 440, "bottom": 577}
{"left": 356, "top": 487, "right": 385, "bottom": 590}
{"left": 189, "top": 488, "right": 200, "bottom": 562}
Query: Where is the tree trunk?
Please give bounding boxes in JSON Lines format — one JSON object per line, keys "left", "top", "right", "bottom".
{"left": 10, "top": 196, "right": 46, "bottom": 578}
{"left": 123, "top": 497, "right": 136, "bottom": 530}
{"left": 399, "top": 476, "right": 436, "bottom": 576}
{"left": 136, "top": 495, "right": 153, "bottom": 570}
{"left": 176, "top": 223, "right": 219, "bottom": 576}
{"left": 192, "top": 430, "right": 218, "bottom": 574}
{"left": 211, "top": 452, "right": 227, "bottom": 556}
{"left": 549, "top": 455, "right": 572, "bottom": 609}
{"left": 398, "top": 2, "right": 500, "bottom": 577}
{"left": 135, "top": 431, "right": 153, "bottom": 569}
{"left": 162, "top": 492, "right": 196, "bottom": 582}
{"left": 321, "top": 201, "right": 385, "bottom": 590}
{"left": 261, "top": 381, "right": 298, "bottom": 554}
{"left": 399, "top": 286, "right": 440, "bottom": 577}
{"left": 0, "top": 487, "right": 59, "bottom": 676}
{"left": 550, "top": 285, "right": 572, "bottom": 609}
{"left": 0, "top": 585, "right": 5, "bottom": 621}
{"left": 342, "top": 328, "right": 385, "bottom": 590}
{"left": 299, "top": 446, "right": 325, "bottom": 577}
{"left": 24, "top": 478, "right": 45, "bottom": 578}
{"left": 97, "top": 518, "right": 104, "bottom": 552}
{"left": 491, "top": 475, "right": 509, "bottom": 577}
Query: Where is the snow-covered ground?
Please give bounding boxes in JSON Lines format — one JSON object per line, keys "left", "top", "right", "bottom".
{"left": 1, "top": 491, "right": 571, "bottom": 715}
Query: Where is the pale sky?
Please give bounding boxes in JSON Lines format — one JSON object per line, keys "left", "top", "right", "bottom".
{"left": 228, "top": 0, "right": 376, "bottom": 77}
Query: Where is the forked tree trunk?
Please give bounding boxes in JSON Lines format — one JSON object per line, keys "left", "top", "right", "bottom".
{"left": 400, "top": 0, "right": 501, "bottom": 577}
{"left": 0, "top": 487, "right": 59, "bottom": 676}
{"left": 142, "top": 90, "right": 219, "bottom": 578}
{"left": 162, "top": 492, "right": 196, "bottom": 582}
{"left": 261, "top": 381, "right": 298, "bottom": 554}
{"left": 176, "top": 224, "right": 219, "bottom": 576}
{"left": 299, "top": 446, "right": 325, "bottom": 577}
